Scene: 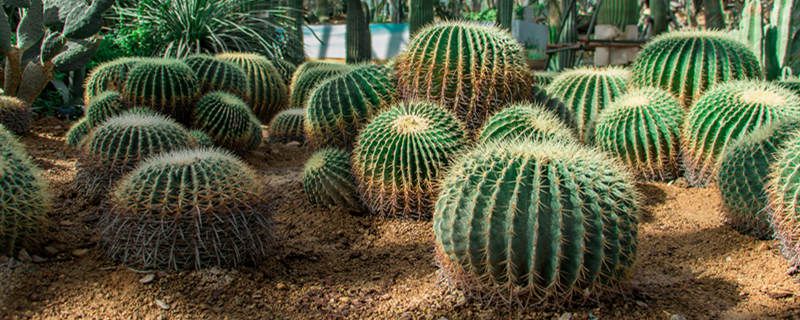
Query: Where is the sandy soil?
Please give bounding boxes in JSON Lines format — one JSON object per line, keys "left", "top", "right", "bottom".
{"left": 1, "top": 118, "right": 800, "bottom": 319}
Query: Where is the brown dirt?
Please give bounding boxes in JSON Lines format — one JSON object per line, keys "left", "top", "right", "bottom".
{"left": 1, "top": 118, "right": 800, "bottom": 319}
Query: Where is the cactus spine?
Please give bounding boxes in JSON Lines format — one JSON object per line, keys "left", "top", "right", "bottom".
{"left": 303, "top": 148, "right": 362, "bottom": 211}
{"left": 189, "top": 129, "right": 214, "bottom": 147}
{"left": 268, "top": 108, "right": 305, "bottom": 144}
{"left": 290, "top": 62, "right": 352, "bottom": 109}
{"left": 477, "top": 103, "right": 576, "bottom": 144}
{"left": 84, "top": 57, "right": 141, "bottom": 103}
{"left": 65, "top": 118, "right": 90, "bottom": 148}
{"left": 85, "top": 91, "right": 126, "bottom": 127}
{"left": 183, "top": 54, "right": 250, "bottom": 100}
{"left": 768, "top": 133, "right": 800, "bottom": 270}
{"left": 193, "top": 92, "right": 262, "bottom": 152}
{"left": 0, "top": 95, "right": 30, "bottom": 135}
{"left": 216, "top": 53, "right": 289, "bottom": 123}
{"left": 121, "top": 59, "right": 200, "bottom": 124}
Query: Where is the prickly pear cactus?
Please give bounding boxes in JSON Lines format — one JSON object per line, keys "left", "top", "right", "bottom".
{"left": 100, "top": 148, "right": 271, "bottom": 270}
{"left": 0, "top": 95, "right": 31, "bottom": 135}
{"left": 768, "top": 134, "right": 800, "bottom": 271}
{"left": 546, "top": 67, "right": 630, "bottom": 143}
{"left": 84, "top": 57, "right": 141, "bottom": 103}
{"left": 121, "top": 59, "right": 200, "bottom": 124}
{"left": 595, "top": 88, "right": 685, "bottom": 180}
{"left": 65, "top": 118, "right": 90, "bottom": 148}
{"left": 193, "top": 92, "right": 262, "bottom": 152}
{"left": 303, "top": 148, "right": 362, "bottom": 211}
{"left": 477, "top": 103, "right": 576, "bottom": 144}
{"left": 683, "top": 81, "right": 800, "bottom": 186}
{"left": 290, "top": 62, "right": 351, "bottom": 109}
{"left": 85, "top": 91, "right": 127, "bottom": 127}
{"left": 216, "top": 52, "right": 289, "bottom": 123}
{"left": 433, "top": 141, "right": 639, "bottom": 306}
{"left": 352, "top": 101, "right": 468, "bottom": 219}
{"left": 183, "top": 54, "right": 249, "bottom": 100}
{"left": 395, "top": 22, "right": 534, "bottom": 132}
{"left": 718, "top": 121, "right": 800, "bottom": 239}
{"left": 304, "top": 64, "right": 396, "bottom": 148}
{"left": 268, "top": 108, "right": 305, "bottom": 144}
{"left": 630, "top": 31, "right": 763, "bottom": 107}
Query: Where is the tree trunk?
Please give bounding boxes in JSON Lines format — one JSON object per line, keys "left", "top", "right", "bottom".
{"left": 703, "top": 0, "right": 726, "bottom": 30}
{"left": 409, "top": 0, "right": 433, "bottom": 35}
{"left": 650, "top": 0, "right": 668, "bottom": 35}
{"left": 496, "top": 0, "right": 513, "bottom": 30}
{"left": 346, "top": 0, "right": 372, "bottom": 63}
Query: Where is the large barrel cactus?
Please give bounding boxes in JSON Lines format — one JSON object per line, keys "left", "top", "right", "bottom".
{"left": 433, "top": 141, "right": 639, "bottom": 305}
{"left": 216, "top": 53, "right": 289, "bottom": 123}
{"left": 183, "top": 54, "right": 250, "bottom": 100}
{"left": 193, "top": 92, "right": 262, "bottom": 152}
{"left": 779, "top": 79, "right": 800, "bottom": 94}
{"left": 0, "top": 125, "right": 50, "bottom": 255}
{"left": 768, "top": 134, "right": 800, "bottom": 271}
{"left": 683, "top": 81, "right": 800, "bottom": 186}
{"left": 546, "top": 67, "right": 630, "bottom": 143}
{"left": 84, "top": 57, "right": 141, "bottom": 103}
{"left": 531, "top": 85, "right": 574, "bottom": 130}
{"left": 630, "top": 31, "right": 763, "bottom": 107}
{"left": 0, "top": 95, "right": 31, "bottom": 135}
{"left": 395, "top": 22, "right": 534, "bottom": 131}
{"left": 272, "top": 59, "right": 297, "bottom": 84}
{"left": 304, "top": 64, "right": 396, "bottom": 148}
{"left": 121, "top": 59, "right": 200, "bottom": 124}
{"left": 303, "top": 148, "right": 362, "bottom": 211}
{"left": 100, "top": 148, "right": 271, "bottom": 270}
{"left": 290, "top": 62, "right": 351, "bottom": 109}
{"left": 85, "top": 91, "right": 127, "bottom": 127}
{"left": 534, "top": 71, "right": 559, "bottom": 87}
{"left": 353, "top": 101, "right": 468, "bottom": 219}
{"left": 268, "top": 108, "right": 305, "bottom": 144}
{"left": 477, "top": 103, "right": 575, "bottom": 144}
{"left": 189, "top": 129, "right": 215, "bottom": 148}
{"left": 595, "top": 88, "right": 685, "bottom": 180}
{"left": 719, "top": 121, "right": 800, "bottom": 239}
{"left": 65, "top": 118, "right": 90, "bottom": 148}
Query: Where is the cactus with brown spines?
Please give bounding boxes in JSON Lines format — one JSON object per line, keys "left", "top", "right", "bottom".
{"left": 183, "top": 54, "right": 250, "bottom": 100}
{"left": 768, "top": 133, "right": 800, "bottom": 271}
{"left": 290, "top": 62, "right": 352, "bottom": 109}
{"left": 477, "top": 103, "right": 576, "bottom": 144}
{"left": 65, "top": 118, "right": 90, "bottom": 148}
{"left": 121, "top": 59, "right": 200, "bottom": 124}
{"left": 84, "top": 57, "right": 141, "bottom": 103}
{"left": 0, "top": 95, "right": 31, "bottom": 135}
{"left": 193, "top": 91, "right": 262, "bottom": 152}
{"left": 85, "top": 91, "right": 126, "bottom": 127}
{"left": 268, "top": 108, "right": 305, "bottom": 144}
{"left": 530, "top": 85, "right": 575, "bottom": 131}
{"left": 216, "top": 52, "right": 289, "bottom": 123}
{"left": 303, "top": 148, "right": 362, "bottom": 211}
{"left": 534, "top": 71, "right": 558, "bottom": 87}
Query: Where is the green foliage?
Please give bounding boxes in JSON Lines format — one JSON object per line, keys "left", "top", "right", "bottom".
{"left": 768, "top": 133, "right": 800, "bottom": 270}
{"left": 595, "top": 88, "right": 684, "bottom": 180}
{"left": 631, "top": 31, "right": 763, "bottom": 107}
{"left": 304, "top": 64, "right": 396, "bottom": 149}
{"left": 290, "top": 62, "right": 351, "bottom": 109}
{"left": 352, "top": 101, "right": 468, "bottom": 219}
{"left": 101, "top": 148, "right": 270, "bottom": 270}
{"left": 85, "top": 91, "right": 127, "bottom": 128}
{"left": 546, "top": 67, "right": 630, "bottom": 144}
{"left": 303, "top": 148, "right": 362, "bottom": 211}
{"left": 268, "top": 108, "right": 305, "bottom": 144}
{"left": 597, "top": 0, "right": 640, "bottom": 28}
{"left": 433, "top": 141, "right": 639, "bottom": 305}
{"left": 216, "top": 52, "right": 289, "bottom": 123}
{"left": 84, "top": 57, "right": 142, "bottom": 104}
{"left": 0, "top": 96, "right": 31, "bottom": 135}
{"left": 183, "top": 54, "right": 250, "bottom": 100}
{"left": 683, "top": 81, "right": 800, "bottom": 186}
{"left": 121, "top": 59, "right": 200, "bottom": 124}
{"left": 193, "top": 91, "right": 262, "bottom": 152}
{"left": 65, "top": 118, "right": 90, "bottom": 148}
{"left": 477, "top": 103, "right": 575, "bottom": 144}
{"left": 396, "top": 22, "right": 533, "bottom": 132}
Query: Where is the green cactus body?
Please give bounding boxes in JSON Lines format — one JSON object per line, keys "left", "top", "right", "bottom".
{"left": 84, "top": 57, "right": 141, "bottom": 104}
{"left": 0, "top": 95, "right": 30, "bottom": 135}
{"left": 100, "top": 148, "right": 271, "bottom": 270}
{"left": 534, "top": 72, "right": 558, "bottom": 87}
{"left": 433, "top": 141, "right": 639, "bottom": 305}
{"left": 546, "top": 67, "right": 630, "bottom": 144}
{"left": 183, "top": 54, "right": 250, "bottom": 100}
{"left": 778, "top": 79, "right": 800, "bottom": 94}
{"left": 305, "top": 64, "right": 396, "bottom": 149}
{"left": 0, "top": 125, "right": 50, "bottom": 255}
{"left": 630, "top": 31, "right": 763, "bottom": 108}
{"left": 396, "top": 22, "right": 533, "bottom": 132}
{"left": 718, "top": 121, "right": 800, "bottom": 239}
{"left": 683, "top": 81, "right": 800, "bottom": 186}
{"left": 121, "top": 59, "right": 200, "bottom": 124}
{"left": 595, "top": 88, "right": 685, "bottom": 180}
{"left": 189, "top": 129, "right": 214, "bottom": 147}
{"left": 272, "top": 59, "right": 297, "bottom": 84}
{"left": 268, "top": 108, "right": 305, "bottom": 144}
{"left": 768, "top": 134, "right": 800, "bottom": 270}
{"left": 216, "top": 53, "right": 289, "bottom": 123}
{"left": 597, "top": 0, "right": 640, "bottom": 28}
{"left": 477, "top": 103, "right": 576, "bottom": 144}
{"left": 65, "top": 118, "right": 90, "bottom": 148}
{"left": 531, "top": 85, "right": 575, "bottom": 131}
{"left": 352, "top": 101, "right": 468, "bottom": 219}
{"left": 193, "top": 92, "right": 262, "bottom": 152}
{"left": 303, "top": 148, "right": 362, "bottom": 211}
{"left": 85, "top": 91, "right": 127, "bottom": 127}
{"left": 290, "top": 62, "right": 351, "bottom": 109}
{"left": 246, "top": 120, "right": 263, "bottom": 151}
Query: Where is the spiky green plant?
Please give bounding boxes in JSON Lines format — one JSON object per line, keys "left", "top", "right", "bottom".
{"left": 595, "top": 88, "right": 684, "bottom": 181}
{"left": 531, "top": 85, "right": 574, "bottom": 131}
{"left": 534, "top": 71, "right": 558, "bottom": 87}
{"left": 189, "top": 129, "right": 214, "bottom": 147}
{"left": 183, "top": 54, "right": 249, "bottom": 100}
{"left": 85, "top": 91, "right": 127, "bottom": 127}
{"left": 84, "top": 57, "right": 141, "bottom": 103}
{"left": 0, "top": 96, "right": 31, "bottom": 135}
{"left": 768, "top": 133, "right": 800, "bottom": 271}
{"left": 718, "top": 121, "right": 800, "bottom": 239}
{"left": 597, "top": 0, "right": 640, "bottom": 28}
{"left": 193, "top": 91, "right": 262, "bottom": 152}
{"left": 433, "top": 141, "right": 639, "bottom": 306}
{"left": 100, "top": 148, "right": 271, "bottom": 270}
{"left": 65, "top": 118, "right": 90, "bottom": 148}
{"left": 289, "top": 62, "right": 351, "bottom": 108}
{"left": 630, "top": 31, "right": 763, "bottom": 107}
{"left": 216, "top": 52, "right": 289, "bottom": 123}
{"left": 546, "top": 67, "right": 630, "bottom": 143}
{"left": 408, "top": 0, "right": 434, "bottom": 34}
{"left": 121, "top": 59, "right": 200, "bottom": 124}
{"left": 245, "top": 120, "right": 263, "bottom": 151}
{"left": 778, "top": 78, "right": 800, "bottom": 94}
{"left": 272, "top": 59, "right": 297, "bottom": 84}
{"left": 345, "top": 0, "right": 371, "bottom": 63}
{"left": 683, "top": 81, "right": 800, "bottom": 186}
{"left": 477, "top": 103, "right": 576, "bottom": 144}
{"left": 304, "top": 64, "right": 396, "bottom": 149}
{"left": 268, "top": 108, "right": 305, "bottom": 144}
{"left": 352, "top": 101, "right": 468, "bottom": 219}
{"left": 395, "top": 22, "right": 533, "bottom": 132}
{"left": 0, "top": 125, "right": 50, "bottom": 255}
{"left": 303, "top": 148, "right": 362, "bottom": 211}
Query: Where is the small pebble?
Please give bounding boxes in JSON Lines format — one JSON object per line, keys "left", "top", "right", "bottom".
{"left": 139, "top": 274, "right": 156, "bottom": 284}
{"left": 155, "top": 299, "right": 170, "bottom": 310}
{"left": 71, "top": 249, "right": 89, "bottom": 257}
{"left": 670, "top": 314, "right": 687, "bottom": 320}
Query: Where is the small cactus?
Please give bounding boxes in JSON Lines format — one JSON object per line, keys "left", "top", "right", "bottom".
{"left": 268, "top": 108, "right": 305, "bottom": 144}
{"left": 683, "top": 81, "right": 800, "bottom": 186}
{"left": 216, "top": 52, "right": 289, "bottom": 123}
{"left": 121, "top": 59, "right": 200, "bottom": 124}
{"left": 303, "top": 148, "right": 362, "bottom": 211}
{"left": 189, "top": 129, "right": 215, "bottom": 147}
{"left": 183, "top": 54, "right": 250, "bottom": 100}
{"left": 531, "top": 85, "right": 574, "bottom": 131}
{"left": 352, "top": 101, "right": 468, "bottom": 219}
{"left": 193, "top": 92, "right": 262, "bottom": 152}
{"left": 65, "top": 118, "right": 90, "bottom": 148}
{"left": 85, "top": 91, "right": 126, "bottom": 127}
{"left": 768, "top": 133, "right": 800, "bottom": 271}
{"left": 594, "top": 88, "right": 685, "bottom": 180}
{"left": 0, "top": 95, "right": 31, "bottom": 135}
{"left": 84, "top": 57, "right": 141, "bottom": 103}
{"left": 290, "top": 62, "right": 351, "bottom": 109}
{"left": 477, "top": 103, "right": 576, "bottom": 144}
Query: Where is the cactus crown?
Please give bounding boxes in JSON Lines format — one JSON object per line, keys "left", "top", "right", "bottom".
{"left": 65, "top": 118, "right": 90, "bottom": 148}
{"left": 183, "top": 54, "right": 250, "bottom": 100}
{"left": 193, "top": 91, "right": 262, "bottom": 152}
{"left": 85, "top": 90, "right": 126, "bottom": 127}
{"left": 290, "top": 62, "right": 352, "bottom": 109}
{"left": 268, "top": 108, "right": 305, "bottom": 144}
{"left": 303, "top": 147, "right": 362, "bottom": 211}
{"left": 84, "top": 57, "right": 141, "bottom": 103}
{"left": 477, "top": 103, "right": 575, "bottom": 144}
{"left": 121, "top": 58, "right": 200, "bottom": 124}
{"left": 216, "top": 52, "right": 289, "bottom": 123}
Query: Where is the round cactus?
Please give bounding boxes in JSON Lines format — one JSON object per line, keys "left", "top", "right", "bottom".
{"left": 100, "top": 148, "right": 271, "bottom": 270}
{"left": 189, "top": 129, "right": 215, "bottom": 147}
{"left": 304, "top": 64, "right": 396, "bottom": 148}
{"left": 477, "top": 103, "right": 576, "bottom": 144}
{"left": 630, "top": 31, "right": 763, "bottom": 108}
{"left": 290, "top": 62, "right": 351, "bottom": 109}
{"left": 85, "top": 91, "right": 127, "bottom": 127}
{"left": 352, "top": 101, "right": 468, "bottom": 219}
{"left": 65, "top": 118, "right": 91, "bottom": 148}
{"left": 121, "top": 59, "right": 200, "bottom": 124}
{"left": 546, "top": 67, "right": 630, "bottom": 143}
{"left": 683, "top": 81, "right": 800, "bottom": 186}
{"left": 268, "top": 108, "right": 305, "bottom": 144}
{"left": 193, "top": 91, "right": 262, "bottom": 152}
{"left": 245, "top": 120, "right": 263, "bottom": 151}
{"left": 272, "top": 58, "right": 297, "bottom": 84}
{"left": 595, "top": 88, "right": 685, "bottom": 180}
{"left": 84, "top": 57, "right": 141, "bottom": 103}
{"left": 395, "top": 22, "right": 533, "bottom": 131}
{"left": 0, "top": 96, "right": 31, "bottom": 135}
{"left": 216, "top": 52, "right": 289, "bottom": 123}
{"left": 183, "top": 54, "right": 250, "bottom": 100}
{"left": 778, "top": 79, "right": 800, "bottom": 95}
{"left": 303, "top": 148, "right": 362, "bottom": 211}
{"left": 768, "top": 134, "right": 800, "bottom": 271}
{"left": 433, "top": 141, "right": 639, "bottom": 306}
{"left": 718, "top": 121, "right": 800, "bottom": 239}
{"left": 531, "top": 85, "right": 575, "bottom": 131}
{"left": 534, "top": 71, "right": 558, "bottom": 87}
{"left": 0, "top": 125, "right": 50, "bottom": 255}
